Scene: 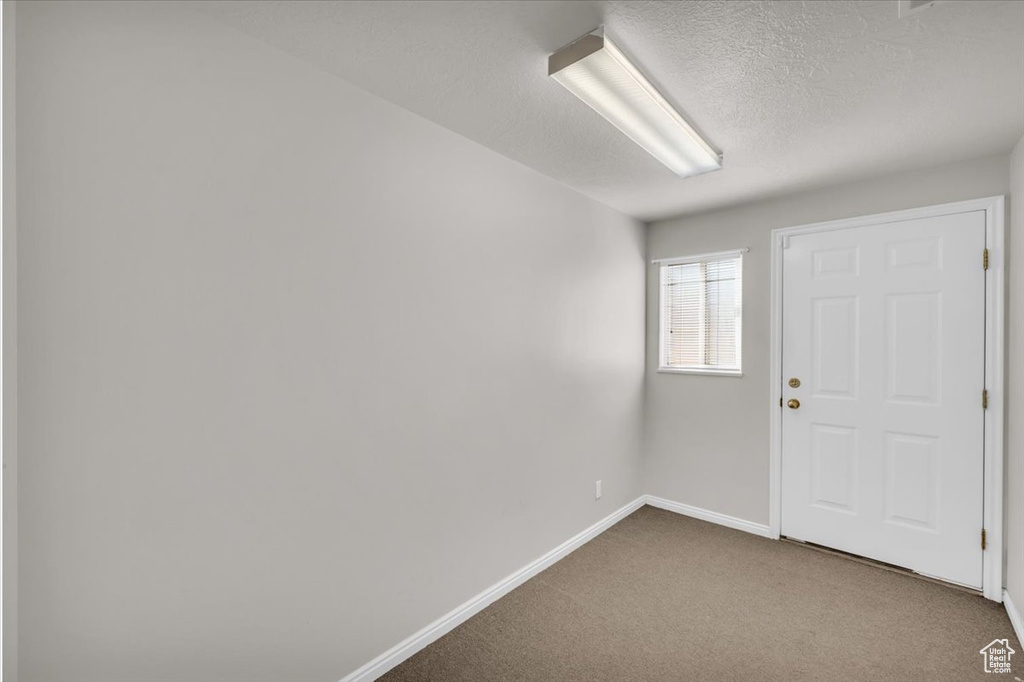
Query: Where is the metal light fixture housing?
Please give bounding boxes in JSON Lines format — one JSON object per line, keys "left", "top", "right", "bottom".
{"left": 549, "top": 28, "right": 722, "bottom": 178}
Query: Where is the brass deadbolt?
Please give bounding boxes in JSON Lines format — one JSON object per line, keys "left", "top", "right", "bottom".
{"left": 788, "top": 378, "right": 801, "bottom": 388}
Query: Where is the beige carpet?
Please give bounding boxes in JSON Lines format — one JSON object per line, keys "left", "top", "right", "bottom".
{"left": 381, "top": 505, "right": 1022, "bottom": 682}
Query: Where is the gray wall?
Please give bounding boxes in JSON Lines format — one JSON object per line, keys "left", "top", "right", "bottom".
{"left": 1007, "top": 135, "right": 1024, "bottom": 610}
{"left": 3, "top": 2, "right": 18, "bottom": 680}
{"left": 13, "top": 2, "right": 645, "bottom": 681}
{"left": 644, "top": 154, "right": 1012, "bottom": 525}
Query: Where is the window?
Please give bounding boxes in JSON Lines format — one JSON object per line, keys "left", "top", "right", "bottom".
{"left": 658, "top": 249, "right": 744, "bottom": 376}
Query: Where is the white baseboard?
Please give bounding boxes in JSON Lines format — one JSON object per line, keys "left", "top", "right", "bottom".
{"left": 338, "top": 495, "right": 647, "bottom": 682}
{"left": 339, "top": 495, "right": 773, "bottom": 681}
{"left": 1005, "top": 590, "right": 1024, "bottom": 647}
{"left": 644, "top": 495, "right": 774, "bottom": 538}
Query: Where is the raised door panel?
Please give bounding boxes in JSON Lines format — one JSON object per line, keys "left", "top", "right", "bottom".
{"left": 886, "top": 293, "right": 941, "bottom": 405}
{"left": 812, "top": 297, "right": 859, "bottom": 399}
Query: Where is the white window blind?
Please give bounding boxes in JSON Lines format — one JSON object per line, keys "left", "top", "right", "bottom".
{"left": 658, "top": 251, "right": 743, "bottom": 375}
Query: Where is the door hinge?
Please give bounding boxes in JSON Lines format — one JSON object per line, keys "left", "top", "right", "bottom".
{"left": 983, "top": 389, "right": 989, "bottom": 410}
{"left": 982, "top": 528, "right": 987, "bottom": 551}
{"left": 983, "top": 248, "right": 989, "bottom": 270}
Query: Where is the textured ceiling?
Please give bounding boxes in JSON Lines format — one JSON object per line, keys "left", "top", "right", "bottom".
{"left": 192, "top": 0, "right": 1024, "bottom": 221}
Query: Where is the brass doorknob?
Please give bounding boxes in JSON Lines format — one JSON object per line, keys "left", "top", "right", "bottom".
{"left": 787, "top": 399, "right": 801, "bottom": 409}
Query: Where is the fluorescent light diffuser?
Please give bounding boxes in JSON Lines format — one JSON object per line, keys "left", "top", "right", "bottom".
{"left": 549, "top": 29, "right": 722, "bottom": 178}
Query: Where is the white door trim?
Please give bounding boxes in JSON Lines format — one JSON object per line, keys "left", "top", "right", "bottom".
{"left": 768, "top": 196, "right": 1005, "bottom": 601}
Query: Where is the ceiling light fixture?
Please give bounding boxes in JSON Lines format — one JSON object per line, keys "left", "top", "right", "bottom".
{"left": 548, "top": 28, "right": 722, "bottom": 178}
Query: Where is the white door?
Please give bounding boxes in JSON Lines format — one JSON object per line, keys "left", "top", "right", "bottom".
{"left": 780, "top": 210, "right": 986, "bottom": 588}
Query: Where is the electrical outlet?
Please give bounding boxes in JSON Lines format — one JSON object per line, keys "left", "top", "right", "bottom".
{"left": 595, "top": 480, "right": 602, "bottom": 499}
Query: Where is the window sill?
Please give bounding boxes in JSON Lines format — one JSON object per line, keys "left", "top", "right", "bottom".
{"left": 657, "top": 367, "right": 743, "bottom": 378}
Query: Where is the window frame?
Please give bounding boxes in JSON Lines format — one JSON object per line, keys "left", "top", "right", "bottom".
{"left": 656, "top": 248, "right": 747, "bottom": 378}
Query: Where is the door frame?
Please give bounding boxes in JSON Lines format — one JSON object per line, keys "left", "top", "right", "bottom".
{"left": 768, "top": 196, "right": 1005, "bottom": 601}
